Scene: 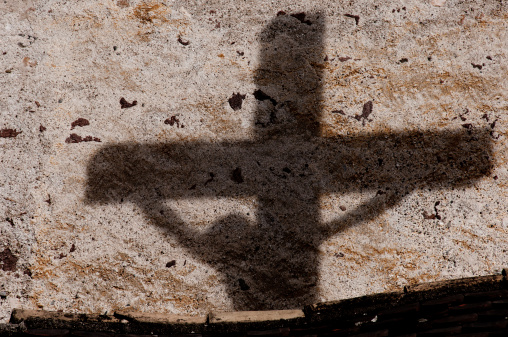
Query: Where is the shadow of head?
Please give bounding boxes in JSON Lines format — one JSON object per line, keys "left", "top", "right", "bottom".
{"left": 253, "top": 12, "right": 325, "bottom": 139}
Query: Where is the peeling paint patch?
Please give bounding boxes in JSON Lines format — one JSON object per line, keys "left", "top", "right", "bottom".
{"left": 0, "top": 129, "right": 21, "bottom": 138}
{"left": 65, "top": 134, "right": 101, "bottom": 143}
{"left": 71, "top": 118, "right": 90, "bottom": 130}
{"left": 164, "top": 116, "right": 181, "bottom": 127}
{"left": 120, "top": 97, "right": 137, "bottom": 109}
{"left": 0, "top": 248, "right": 18, "bottom": 272}
{"left": 228, "top": 93, "right": 246, "bottom": 111}
{"left": 353, "top": 101, "right": 373, "bottom": 126}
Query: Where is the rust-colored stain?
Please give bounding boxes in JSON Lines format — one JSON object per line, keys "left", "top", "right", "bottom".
{"left": 132, "top": 2, "right": 170, "bottom": 24}
{"left": 22, "top": 56, "right": 37, "bottom": 67}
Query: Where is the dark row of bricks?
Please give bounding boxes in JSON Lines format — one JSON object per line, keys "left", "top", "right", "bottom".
{"left": 13, "top": 290, "right": 508, "bottom": 337}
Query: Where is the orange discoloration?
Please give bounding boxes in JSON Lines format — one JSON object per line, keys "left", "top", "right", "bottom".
{"left": 132, "top": 2, "right": 169, "bottom": 24}
{"left": 22, "top": 57, "right": 37, "bottom": 67}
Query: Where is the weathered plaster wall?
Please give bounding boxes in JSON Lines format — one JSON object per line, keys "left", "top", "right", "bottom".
{"left": 1, "top": 0, "right": 507, "bottom": 323}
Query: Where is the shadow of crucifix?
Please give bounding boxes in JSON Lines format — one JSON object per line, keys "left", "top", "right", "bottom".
{"left": 85, "top": 13, "right": 493, "bottom": 310}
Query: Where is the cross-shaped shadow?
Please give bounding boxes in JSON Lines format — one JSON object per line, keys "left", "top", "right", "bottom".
{"left": 85, "top": 13, "right": 493, "bottom": 310}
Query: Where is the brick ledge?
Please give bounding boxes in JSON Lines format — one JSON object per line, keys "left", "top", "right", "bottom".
{"left": 7, "top": 268, "right": 508, "bottom": 336}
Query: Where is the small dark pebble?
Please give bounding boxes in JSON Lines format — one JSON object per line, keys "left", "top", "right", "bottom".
{"left": 335, "top": 252, "right": 345, "bottom": 258}
{"left": 113, "top": 46, "right": 117, "bottom": 51}
{"left": 282, "top": 167, "right": 291, "bottom": 174}
{"left": 35, "top": 101, "right": 40, "bottom": 107}
{"left": 277, "top": 10, "right": 286, "bottom": 16}
{"left": 6, "top": 218, "right": 14, "bottom": 226}
{"left": 70, "top": 244, "right": 76, "bottom": 253}
{"left": 493, "top": 175, "right": 498, "bottom": 180}
{"left": 486, "top": 56, "right": 492, "bottom": 60}
{"left": 228, "top": 92, "right": 246, "bottom": 111}
{"left": 166, "top": 260, "right": 176, "bottom": 268}
{"left": 58, "top": 98, "right": 63, "bottom": 103}
{"left": 239, "top": 278, "right": 250, "bottom": 291}
{"left": 399, "top": 58, "right": 408, "bottom": 63}
{"left": 120, "top": 97, "right": 137, "bottom": 109}
{"left": 340, "top": 205, "right": 347, "bottom": 211}
{"left": 39, "top": 125, "right": 46, "bottom": 132}
{"left": 0, "top": 129, "right": 21, "bottom": 138}
{"left": 236, "top": 51, "right": 244, "bottom": 56}
{"left": 462, "top": 123, "right": 473, "bottom": 129}
{"left": 332, "top": 109, "right": 345, "bottom": 115}
{"left": 71, "top": 118, "right": 90, "bottom": 130}
{"left": 338, "top": 56, "right": 351, "bottom": 62}
{"left": 471, "top": 63, "right": 483, "bottom": 70}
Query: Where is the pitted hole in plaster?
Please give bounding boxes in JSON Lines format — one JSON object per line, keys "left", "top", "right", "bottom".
{"left": 163, "top": 197, "right": 258, "bottom": 234}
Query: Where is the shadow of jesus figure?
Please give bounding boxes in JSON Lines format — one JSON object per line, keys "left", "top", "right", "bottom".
{"left": 85, "top": 13, "right": 493, "bottom": 310}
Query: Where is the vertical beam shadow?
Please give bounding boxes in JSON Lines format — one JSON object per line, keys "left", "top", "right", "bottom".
{"left": 85, "top": 13, "right": 494, "bottom": 310}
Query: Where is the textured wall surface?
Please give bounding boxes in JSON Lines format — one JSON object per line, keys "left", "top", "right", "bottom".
{"left": 0, "top": 0, "right": 507, "bottom": 322}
